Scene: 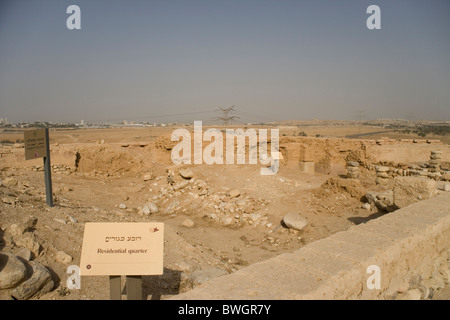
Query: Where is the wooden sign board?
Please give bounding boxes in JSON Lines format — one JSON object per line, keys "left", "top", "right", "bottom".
{"left": 24, "top": 129, "right": 47, "bottom": 160}
{"left": 80, "top": 222, "right": 164, "bottom": 276}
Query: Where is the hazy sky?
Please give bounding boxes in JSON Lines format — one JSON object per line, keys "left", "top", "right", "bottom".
{"left": 0, "top": 0, "right": 449, "bottom": 124}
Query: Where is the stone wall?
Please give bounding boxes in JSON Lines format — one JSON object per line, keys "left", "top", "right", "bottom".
{"left": 280, "top": 137, "right": 449, "bottom": 175}
{"left": 364, "top": 141, "right": 450, "bottom": 164}
{"left": 170, "top": 193, "right": 450, "bottom": 300}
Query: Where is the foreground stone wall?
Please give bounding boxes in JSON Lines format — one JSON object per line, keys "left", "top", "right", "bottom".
{"left": 170, "top": 193, "right": 450, "bottom": 300}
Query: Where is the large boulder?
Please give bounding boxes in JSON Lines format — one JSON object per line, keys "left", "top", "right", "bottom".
{"left": 393, "top": 177, "right": 437, "bottom": 209}
{"left": 0, "top": 252, "right": 28, "bottom": 289}
{"left": 10, "top": 261, "right": 54, "bottom": 300}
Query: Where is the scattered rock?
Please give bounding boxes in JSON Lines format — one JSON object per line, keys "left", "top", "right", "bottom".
{"left": 179, "top": 169, "right": 194, "bottom": 180}
{"left": 10, "top": 217, "right": 38, "bottom": 237}
{"left": 396, "top": 288, "right": 422, "bottom": 300}
{"left": 140, "top": 205, "right": 151, "bottom": 216}
{"left": 249, "top": 213, "right": 262, "bottom": 223}
{"left": 236, "top": 199, "right": 247, "bottom": 207}
{"left": 0, "top": 252, "right": 28, "bottom": 289}
{"left": 146, "top": 202, "right": 159, "bottom": 214}
{"left": 182, "top": 219, "right": 195, "bottom": 228}
{"left": 419, "top": 285, "right": 431, "bottom": 299}
{"left": 118, "top": 203, "right": 127, "bottom": 209}
{"left": 2, "top": 197, "right": 15, "bottom": 205}
{"left": 361, "top": 203, "right": 371, "bottom": 210}
{"left": 14, "top": 234, "right": 42, "bottom": 258}
{"left": 282, "top": 213, "right": 308, "bottom": 231}
{"left": 221, "top": 216, "right": 234, "bottom": 226}
{"left": 68, "top": 215, "right": 78, "bottom": 224}
{"left": 16, "top": 248, "right": 33, "bottom": 261}
{"left": 3, "top": 177, "right": 19, "bottom": 187}
{"left": 422, "top": 275, "right": 445, "bottom": 290}
{"left": 244, "top": 205, "right": 254, "bottom": 214}
{"left": 143, "top": 173, "right": 154, "bottom": 181}
{"left": 56, "top": 251, "right": 73, "bottom": 264}
{"left": 173, "top": 180, "right": 189, "bottom": 191}
{"left": 53, "top": 218, "right": 67, "bottom": 225}
{"left": 229, "top": 189, "right": 241, "bottom": 198}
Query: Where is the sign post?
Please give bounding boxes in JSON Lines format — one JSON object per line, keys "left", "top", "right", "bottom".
{"left": 24, "top": 128, "right": 53, "bottom": 207}
{"left": 109, "top": 275, "right": 122, "bottom": 300}
{"left": 80, "top": 222, "right": 164, "bottom": 300}
{"left": 125, "top": 275, "right": 142, "bottom": 300}
{"left": 109, "top": 275, "right": 142, "bottom": 300}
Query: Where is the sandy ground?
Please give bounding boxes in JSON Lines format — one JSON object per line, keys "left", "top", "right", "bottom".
{"left": 0, "top": 125, "right": 448, "bottom": 300}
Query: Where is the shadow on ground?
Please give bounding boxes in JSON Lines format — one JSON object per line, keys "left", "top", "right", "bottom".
{"left": 141, "top": 268, "right": 182, "bottom": 300}
{"left": 347, "top": 211, "right": 386, "bottom": 225}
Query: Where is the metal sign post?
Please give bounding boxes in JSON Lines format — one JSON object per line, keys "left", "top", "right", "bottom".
{"left": 24, "top": 128, "right": 53, "bottom": 207}
{"left": 109, "top": 275, "right": 121, "bottom": 300}
{"left": 43, "top": 128, "right": 53, "bottom": 207}
{"left": 126, "top": 275, "right": 143, "bottom": 300}
{"left": 109, "top": 275, "right": 142, "bottom": 300}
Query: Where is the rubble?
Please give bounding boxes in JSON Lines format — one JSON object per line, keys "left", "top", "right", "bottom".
{"left": 365, "top": 190, "right": 395, "bottom": 213}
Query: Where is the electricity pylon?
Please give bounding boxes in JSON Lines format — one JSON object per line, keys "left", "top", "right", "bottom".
{"left": 212, "top": 105, "right": 239, "bottom": 127}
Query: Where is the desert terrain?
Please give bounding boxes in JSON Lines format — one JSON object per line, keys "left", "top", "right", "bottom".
{"left": 0, "top": 123, "right": 449, "bottom": 300}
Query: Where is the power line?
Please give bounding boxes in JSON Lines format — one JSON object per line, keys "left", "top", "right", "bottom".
{"left": 234, "top": 110, "right": 277, "bottom": 123}
{"left": 87, "top": 109, "right": 215, "bottom": 123}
